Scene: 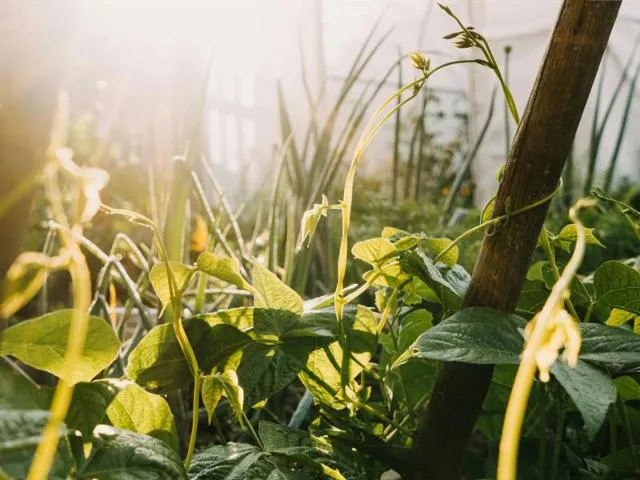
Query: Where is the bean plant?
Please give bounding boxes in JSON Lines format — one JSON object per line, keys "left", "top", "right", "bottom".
{"left": 1, "top": 5, "right": 640, "bottom": 480}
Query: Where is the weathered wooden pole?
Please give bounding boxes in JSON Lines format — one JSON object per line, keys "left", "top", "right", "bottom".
{"left": 411, "top": 1, "right": 622, "bottom": 478}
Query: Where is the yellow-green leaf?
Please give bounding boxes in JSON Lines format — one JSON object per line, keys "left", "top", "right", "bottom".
{"left": 555, "top": 224, "right": 604, "bottom": 252}
{"left": 149, "top": 261, "right": 192, "bottom": 311}
{"left": 351, "top": 238, "right": 396, "bottom": 265}
{"left": 606, "top": 308, "right": 637, "bottom": 327}
{"left": 196, "top": 252, "right": 247, "bottom": 289}
{"left": 423, "top": 237, "right": 458, "bottom": 266}
{"left": 106, "top": 382, "right": 178, "bottom": 451}
{"left": 0, "top": 310, "right": 120, "bottom": 384}
{"left": 252, "top": 263, "right": 303, "bottom": 315}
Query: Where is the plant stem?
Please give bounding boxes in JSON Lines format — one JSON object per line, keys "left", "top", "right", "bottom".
{"left": 27, "top": 168, "right": 92, "bottom": 480}
{"left": 184, "top": 373, "right": 202, "bottom": 468}
{"left": 498, "top": 200, "right": 591, "bottom": 480}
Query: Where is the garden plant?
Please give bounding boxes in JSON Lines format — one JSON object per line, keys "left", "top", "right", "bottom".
{"left": 1, "top": 1, "right": 640, "bottom": 479}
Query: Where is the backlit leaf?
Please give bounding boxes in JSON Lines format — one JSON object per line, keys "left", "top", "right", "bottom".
{"left": 197, "top": 252, "right": 248, "bottom": 289}
{"left": 0, "top": 309, "right": 120, "bottom": 384}
{"left": 594, "top": 261, "right": 640, "bottom": 314}
{"left": 252, "top": 264, "right": 303, "bottom": 315}
{"left": 149, "top": 261, "right": 192, "bottom": 311}
{"left": 106, "top": 382, "right": 178, "bottom": 451}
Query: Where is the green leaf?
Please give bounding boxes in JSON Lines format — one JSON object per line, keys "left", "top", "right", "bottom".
{"left": 594, "top": 261, "right": 640, "bottom": 314}
{"left": 197, "top": 252, "right": 248, "bottom": 289}
{"left": 0, "top": 358, "right": 48, "bottom": 410}
{"left": 127, "top": 319, "right": 251, "bottom": 393}
{"left": 189, "top": 443, "right": 263, "bottom": 480}
{"left": 253, "top": 309, "right": 301, "bottom": 338}
{"left": 402, "top": 250, "right": 470, "bottom": 312}
{"left": 422, "top": 237, "right": 459, "bottom": 267}
{"left": 258, "top": 421, "right": 311, "bottom": 452}
{"left": 554, "top": 224, "right": 604, "bottom": 252}
{"left": 106, "top": 382, "right": 178, "bottom": 451}
{"left": 550, "top": 360, "right": 616, "bottom": 439}
{"left": 351, "top": 238, "right": 396, "bottom": 265}
{"left": 398, "top": 309, "right": 433, "bottom": 352}
{"left": 395, "top": 307, "right": 526, "bottom": 367}
{"left": 77, "top": 425, "right": 186, "bottom": 479}
{"left": 606, "top": 308, "right": 637, "bottom": 327}
{"left": 0, "top": 409, "right": 73, "bottom": 480}
{"left": 390, "top": 359, "right": 438, "bottom": 411}
{"left": 517, "top": 280, "right": 548, "bottom": 315}
{"left": 615, "top": 376, "right": 640, "bottom": 403}
{"left": 238, "top": 341, "right": 313, "bottom": 408}
{"left": 66, "top": 379, "right": 120, "bottom": 438}
{"left": 299, "top": 306, "right": 377, "bottom": 407}
{"left": 149, "top": 261, "right": 192, "bottom": 311}
{"left": 252, "top": 263, "right": 303, "bottom": 315}
{"left": 0, "top": 309, "right": 120, "bottom": 384}
{"left": 579, "top": 323, "right": 640, "bottom": 368}
{"left": 202, "top": 370, "right": 244, "bottom": 424}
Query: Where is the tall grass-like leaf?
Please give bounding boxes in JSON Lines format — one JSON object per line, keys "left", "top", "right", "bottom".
{"left": 392, "top": 48, "right": 403, "bottom": 203}
{"left": 585, "top": 36, "right": 640, "bottom": 194}
{"left": 276, "top": 83, "right": 304, "bottom": 195}
{"left": 604, "top": 58, "right": 640, "bottom": 192}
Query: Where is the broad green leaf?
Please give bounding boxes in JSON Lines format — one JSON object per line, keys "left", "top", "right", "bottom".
{"left": 422, "top": 237, "right": 459, "bottom": 267}
{"left": 402, "top": 250, "right": 470, "bottom": 312}
{"left": 189, "top": 443, "right": 263, "bottom": 480}
{"left": 554, "top": 224, "right": 604, "bottom": 252}
{"left": 253, "top": 309, "right": 301, "bottom": 338}
{"left": 594, "top": 261, "right": 640, "bottom": 314}
{"left": 351, "top": 238, "right": 396, "bottom": 265}
{"left": 238, "top": 340, "right": 314, "bottom": 408}
{"left": 106, "top": 382, "right": 178, "bottom": 451}
{"left": 615, "top": 376, "right": 640, "bottom": 402}
{"left": 390, "top": 359, "right": 437, "bottom": 411}
{"left": 197, "top": 252, "right": 248, "bottom": 289}
{"left": 606, "top": 308, "right": 637, "bottom": 327}
{"left": 149, "top": 261, "right": 192, "bottom": 311}
{"left": 258, "top": 421, "right": 311, "bottom": 452}
{"left": 300, "top": 306, "right": 377, "bottom": 407}
{"left": 0, "top": 309, "right": 120, "bottom": 384}
{"left": 550, "top": 360, "right": 616, "bottom": 439}
{"left": 0, "top": 359, "right": 48, "bottom": 410}
{"left": 0, "top": 409, "right": 73, "bottom": 480}
{"left": 394, "top": 307, "right": 526, "bottom": 367}
{"left": 516, "top": 280, "right": 548, "bottom": 315}
{"left": 202, "top": 370, "right": 244, "bottom": 424}
{"left": 579, "top": 323, "right": 640, "bottom": 367}
{"left": 196, "top": 307, "right": 255, "bottom": 331}
{"left": 127, "top": 318, "right": 251, "bottom": 393}
{"left": 398, "top": 310, "right": 433, "bottom": 352}
{"left": 252, "top": 263, "right": 303, "bottom": 315}
{"left": 66, "top": 379, "right": 120, "bottom": 438}
{"left": 77, "top": 425, "right": 186, "bottom": 479}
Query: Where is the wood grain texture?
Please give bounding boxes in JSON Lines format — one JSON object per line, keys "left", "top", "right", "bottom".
{"left": 410, "top": 1, "right": 621, "bottom": 478}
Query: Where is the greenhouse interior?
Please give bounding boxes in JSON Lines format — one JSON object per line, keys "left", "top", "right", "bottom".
{"left": 1, "top": 1, "right": 639, "bottom": 479}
